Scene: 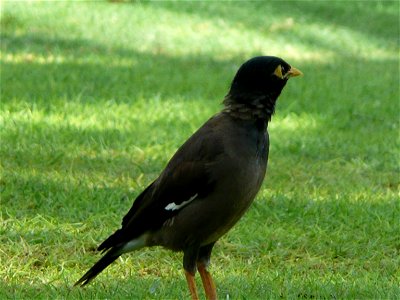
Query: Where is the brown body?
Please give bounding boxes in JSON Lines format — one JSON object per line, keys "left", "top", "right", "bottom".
{"left": 75, "top": 56, "right": 302, "bottom": 300}
{"left": 149, "top": 112, "right": 269, "bottom": 250}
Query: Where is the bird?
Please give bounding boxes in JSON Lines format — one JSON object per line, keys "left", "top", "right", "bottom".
{"left": 74, "top": 56, "right": 302, "bottom": 299}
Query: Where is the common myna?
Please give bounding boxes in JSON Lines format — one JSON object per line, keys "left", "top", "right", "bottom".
{"left": 75, "top": 56, "right": 302, "bottom": 299}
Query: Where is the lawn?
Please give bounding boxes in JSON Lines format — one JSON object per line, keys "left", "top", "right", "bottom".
{"left": 1, "top": 1, "right": 399, "bottom": 299}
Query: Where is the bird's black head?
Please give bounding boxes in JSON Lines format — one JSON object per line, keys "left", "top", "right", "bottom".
{"left": 225, "top": 56, "right": 302, "bottom": 112}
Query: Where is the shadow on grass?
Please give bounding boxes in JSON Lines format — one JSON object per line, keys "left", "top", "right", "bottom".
{"left": 0, "top": 32, "right": 239, "bottom": 105}
{"left": 154, "top": 1, "right": 398, "bottom": 49}
{"left": 2, "top": 6, "right": 398, "bottom": 107}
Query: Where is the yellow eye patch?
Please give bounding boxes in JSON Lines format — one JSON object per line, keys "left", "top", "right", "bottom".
{"left": 273, "top": 64, "right": 284, "bottom": 79}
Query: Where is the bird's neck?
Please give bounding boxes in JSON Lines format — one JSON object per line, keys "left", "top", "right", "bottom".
{"left": 222, "top": 92, "right": 279, "bottom": 122}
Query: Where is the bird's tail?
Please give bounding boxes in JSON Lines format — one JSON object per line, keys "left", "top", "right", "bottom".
{"left": 75, "top": 234, "right": 148, "bottom": 287}
{"left": 74, "top": 246, "right": 122, "bottom": 287}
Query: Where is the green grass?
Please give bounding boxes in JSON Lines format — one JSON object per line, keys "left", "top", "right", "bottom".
{"left": 1, "top": 1, "right": 399, "bottom": 299}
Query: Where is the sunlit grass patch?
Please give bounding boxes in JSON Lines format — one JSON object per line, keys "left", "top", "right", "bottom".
{"left": 3, "top": 2, "right": 396, "bottom": 64}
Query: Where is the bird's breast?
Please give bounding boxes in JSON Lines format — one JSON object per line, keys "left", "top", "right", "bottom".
{"left": 214, "top": 128, "right": 269, "bottom": 212}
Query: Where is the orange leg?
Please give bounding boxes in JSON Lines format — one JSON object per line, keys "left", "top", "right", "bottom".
{"left": 185, "top": 270, "right": 199, "bottom": 300}
{"left": 197, "top": 263, "right": 217, "bottom": 300}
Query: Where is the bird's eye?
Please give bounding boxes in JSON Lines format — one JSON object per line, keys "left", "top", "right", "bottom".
{"left": 273, "top": 64, "right": 284, "bottom": 79}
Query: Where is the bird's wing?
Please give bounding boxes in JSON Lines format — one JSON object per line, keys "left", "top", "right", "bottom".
{"left": 98, "top": 116, "right": 225, "bottom": 251}
{"left": 123, "top": 160, "right": 216, "bottom": 229}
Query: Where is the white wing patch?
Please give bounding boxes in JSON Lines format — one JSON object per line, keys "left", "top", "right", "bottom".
{"left": 165, "top": 194, "right": 198, "bottom": 211}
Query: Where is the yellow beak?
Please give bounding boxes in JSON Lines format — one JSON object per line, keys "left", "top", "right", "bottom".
{"left": 286, "top": 67, "right": 303, "bottom": 78}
